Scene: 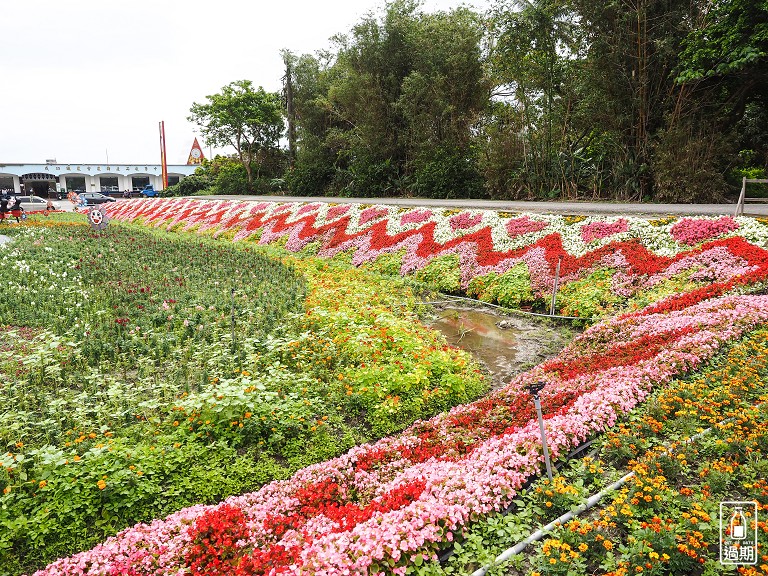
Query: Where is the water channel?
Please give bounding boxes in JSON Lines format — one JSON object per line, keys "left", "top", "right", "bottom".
{"left": 427, "top": 305, "right": 577, "bottom": 388}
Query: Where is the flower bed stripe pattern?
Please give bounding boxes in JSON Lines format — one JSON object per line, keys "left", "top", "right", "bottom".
{"left": 101, "top": 200, "right": 768, "bottom": 295}
{"left": 34, "top": 294, "right": 768, "bottom": 575}
{"left": 39, "top": 200, "right": 768, "bottom": 575}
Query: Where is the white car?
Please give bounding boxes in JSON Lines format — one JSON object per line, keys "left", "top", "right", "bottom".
{"left": 12, "top": 195, "right": 60, "bottom": 212}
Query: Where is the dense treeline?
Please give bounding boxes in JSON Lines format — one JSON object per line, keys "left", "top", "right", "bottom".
{"left": 182, "top": 0, "right": 768, "bottom": 202}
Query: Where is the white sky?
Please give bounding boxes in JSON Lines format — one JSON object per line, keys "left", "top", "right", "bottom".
{"left": 0, "top": 0, "right": 489, "bottom": 165}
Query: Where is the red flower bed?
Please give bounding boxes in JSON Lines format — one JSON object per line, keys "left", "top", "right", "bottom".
{"left": 185, "top": 504, "right": 251, "bottom": 576}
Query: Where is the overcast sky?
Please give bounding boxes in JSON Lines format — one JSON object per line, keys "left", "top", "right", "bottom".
{"left": 1, "top": 0, "right": 489, "bottom": 166}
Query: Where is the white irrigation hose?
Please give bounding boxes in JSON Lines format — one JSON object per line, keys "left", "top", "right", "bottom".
{"left": 470, "top": 471, "right": 635, "bottom": 576}
{"left": 468, "top": 405, "right": 760, "bottom": 576}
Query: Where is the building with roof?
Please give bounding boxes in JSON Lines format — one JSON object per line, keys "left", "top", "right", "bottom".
{"left": 0, "top": 161, "right": 198, "bottom": 195}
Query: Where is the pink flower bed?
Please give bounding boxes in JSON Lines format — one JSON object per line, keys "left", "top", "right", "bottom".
{"left": 670, "top": 216, "right": 740, "bottom": 245}
{"left": 359, "top": 207, "right": 389, "bottom": 226}
{"left": 400, "top": 209, "right": 433, "bottom": 226}
{"left": 448, "top": 211, "right": 483, "bottom": 231}
{"left": 505, "top": 215, "right": 548, "bottom": 238}
{"left": 580, "top": 218, "right": 629, "bottom": 243}
{"left": 33, "top": 293, "right": 768, "bottom": 575}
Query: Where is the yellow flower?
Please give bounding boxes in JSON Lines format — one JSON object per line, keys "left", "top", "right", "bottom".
{"left": 579, "top": 543, "right": 588, "bottom": 552}
{"left": 97, "top": 480, "right": 106, "bottom": 490}
{"left": 39, "top": 480, "right": 47, "bottom": 488}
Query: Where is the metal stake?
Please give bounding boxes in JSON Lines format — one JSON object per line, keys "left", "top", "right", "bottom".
{"left": 550, "top": 255, "right": 562, "bottom": 316}
{"left": 525, "top": 381, "right": 554, "bottom": 481}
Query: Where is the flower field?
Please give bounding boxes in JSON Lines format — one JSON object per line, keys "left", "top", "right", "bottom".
{"left": 104, "top": 199, "right": 768, "bottom": 320}
{"left": 7, "top": 199, "right": 768, "bottom": 575}
{"left": 434, "top": 327, "right": 768, "bottom": 576}
{"left": 0, "top": 221, "right": 483, "bottom": 575}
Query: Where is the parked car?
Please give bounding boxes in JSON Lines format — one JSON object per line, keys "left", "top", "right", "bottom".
{"left": 78, "top": 192, "right": 117, "bottom": 206}
{"left": 14, "top": 195, "right": 60, "bottom": 212}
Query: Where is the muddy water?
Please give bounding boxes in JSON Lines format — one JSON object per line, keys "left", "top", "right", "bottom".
{"left": 428, "top": 307, "right": 575, "bottom": 388}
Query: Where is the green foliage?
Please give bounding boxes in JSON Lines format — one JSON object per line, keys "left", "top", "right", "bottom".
{"left": 161, "top": 172, "right": 213, "bottom": 197}
{"left": 360, "top": 250, "right": 406, "bottom": 277}
{"left": 625, "top": 273, "right": 700, "bottom": 313}
{"left": 0, "top": 440, "right": 289, "bottom": 573}
{"left": 347, "top": 157, "right": 401, "bottom": 198}
{"left": 729, "top": 157, "right": 768, "bottom": 197}
{"left": 213, "top": 160, "right": 250, "bottom": 195}
{"left": 0, "top": 222, "right": 485, "bottom": 574}
{"left": 676, "top": 0, "right": 768, "bottom": 82}
{"left": 285, "top": 146, "right": 338, "bottom": 196}
{"left": 280, "top": 0, "right": 768, "bottom": 201}
{"left": 192, "top": 154, "right": 287, "bottom": 196}
{"left": 466, "top": 264, "right": 532, "bottom": 308}
{"left": 410, "top": 145, "right": 484, "bottom": 199}
{"left": 651, "top": 121, "right": 734, "bottom": 203}
{"left": 412, "top": 255, "right": 463, "bottom": 293}
{"left": 556, "top": 269, "right": 622, "bottom": 322}
{"left": 288, "top": 1, "right": 487, "bottom": 198}
{"left": 188, "top": 81, "right": 284, "bottom": 187}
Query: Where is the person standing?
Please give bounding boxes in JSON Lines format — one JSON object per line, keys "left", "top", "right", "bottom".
{"left": 10, "top": 196, "right": 23, "bottom": 222}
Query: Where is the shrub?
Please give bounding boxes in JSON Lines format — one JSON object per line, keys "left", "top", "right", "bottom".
{"left": 412, "top": 255, "right": 462, "bottom": 293}
{"left": 467, "top": 264, "right": 532, "bottom": 308}
{"left": 162, "top": 174, "right": 212, "bottom": 197}
{"left": 214, "top": 162, "right": 250, "bottom": 195}
{"left": 411, "top": 146, "right": 484, "bottom": 199}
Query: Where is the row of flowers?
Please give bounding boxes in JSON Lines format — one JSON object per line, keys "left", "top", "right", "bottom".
{"left": 37, "top": 201, "right": 768, "bottom": 575}
{"left": 99, "top": 200, "right": 768, "bottom": 299}
{"left": 524, "top": 327, "right": 768, "bottom": 576}
{"left": 35, "top": 292, "right": 768, "bottom": 575}
{"left": 354, "top": 325, "right": 768, "bottom": 576}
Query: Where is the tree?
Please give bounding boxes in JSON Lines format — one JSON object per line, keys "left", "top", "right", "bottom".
{"left": 677, "top": 0, "right": 768, "bottom": 83}
{"left": 281, "top": 50, "right": 298, "bottom": 168}
{"left": 676, "top": 0, "right": 768, "bottom": 174}
{"left": 488, "top": 0, "right": 577, "bottom": 197}
{"left": 289, "top": 0, "right": 488, "bottom": 198}
{"left": 188, "top": 81, "right": 284, "bottom": 188}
